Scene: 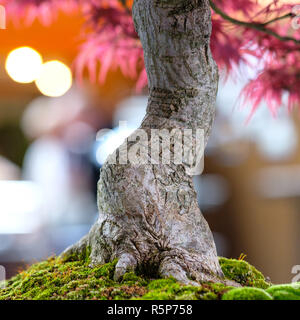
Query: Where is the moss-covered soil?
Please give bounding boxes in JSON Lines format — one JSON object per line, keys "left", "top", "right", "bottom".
{"left": 0, "top": 256, "right": 299, "bottom": 300}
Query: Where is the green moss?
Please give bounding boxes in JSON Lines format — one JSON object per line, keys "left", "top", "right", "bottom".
{"left": 266, "top": 283, "right": 300, "bottom": 300}
{"left": 121, "top": 272, "right": 148, "bottom": 287}
{"left": 141, "top": 278, "right": 196, "bottom": 300}
{"left": 0, "top": 256, "right": 296, "bottom": 300}
{"left": 0, "top": 257, "right": 141, "bottom": 301}
{"left": 138, "top": 278, "right": 231, "bottom": 300}
{"left": 93, "top": 259, "right": 118, "bottom": 279}
{"left": 219, "top": 257, "right": 270, "bottom": 289}
{"left": 222, "top": 287, "right": 273, "bottom": 300}
{"left": 62, "top": 246, "right": 92, "bottom": 263}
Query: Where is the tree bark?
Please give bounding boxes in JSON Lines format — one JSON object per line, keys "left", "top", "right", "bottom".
{"left": 62, "top": 0, "right": 225, "bottom": 285}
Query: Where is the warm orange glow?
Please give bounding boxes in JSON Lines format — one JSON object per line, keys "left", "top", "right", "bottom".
{"left": 35, "top": 60, "right": 72, "bottom": 97}
{"left": 5, "top": 47, "right": 43, "bottom": 83}
{"left": 0, "top": 11, "right": 83, "bottom": 64}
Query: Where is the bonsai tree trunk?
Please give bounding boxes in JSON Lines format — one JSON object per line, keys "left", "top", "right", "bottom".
{"left": 62, "top": 0, "right": 224, "bottom": 285}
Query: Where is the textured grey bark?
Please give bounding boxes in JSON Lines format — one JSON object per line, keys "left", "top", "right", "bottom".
{"left": 62, "top": 0, "right": 226, "bottom": 285}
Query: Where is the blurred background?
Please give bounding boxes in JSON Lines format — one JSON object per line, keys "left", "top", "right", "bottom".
{"left": 0, "top": 9, "right": 299, "bottom": 284}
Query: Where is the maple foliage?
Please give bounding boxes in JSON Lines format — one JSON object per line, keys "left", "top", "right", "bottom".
{"left": 1, "top": 0, "right": 300, "bottom": 116}
{"left": 0, "top": 0, "right": 78, "bottom": 26}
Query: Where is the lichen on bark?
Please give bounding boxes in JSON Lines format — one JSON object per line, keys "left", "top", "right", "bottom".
{"left": 62, "top": 0, "right": 225, "bottom": 285}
